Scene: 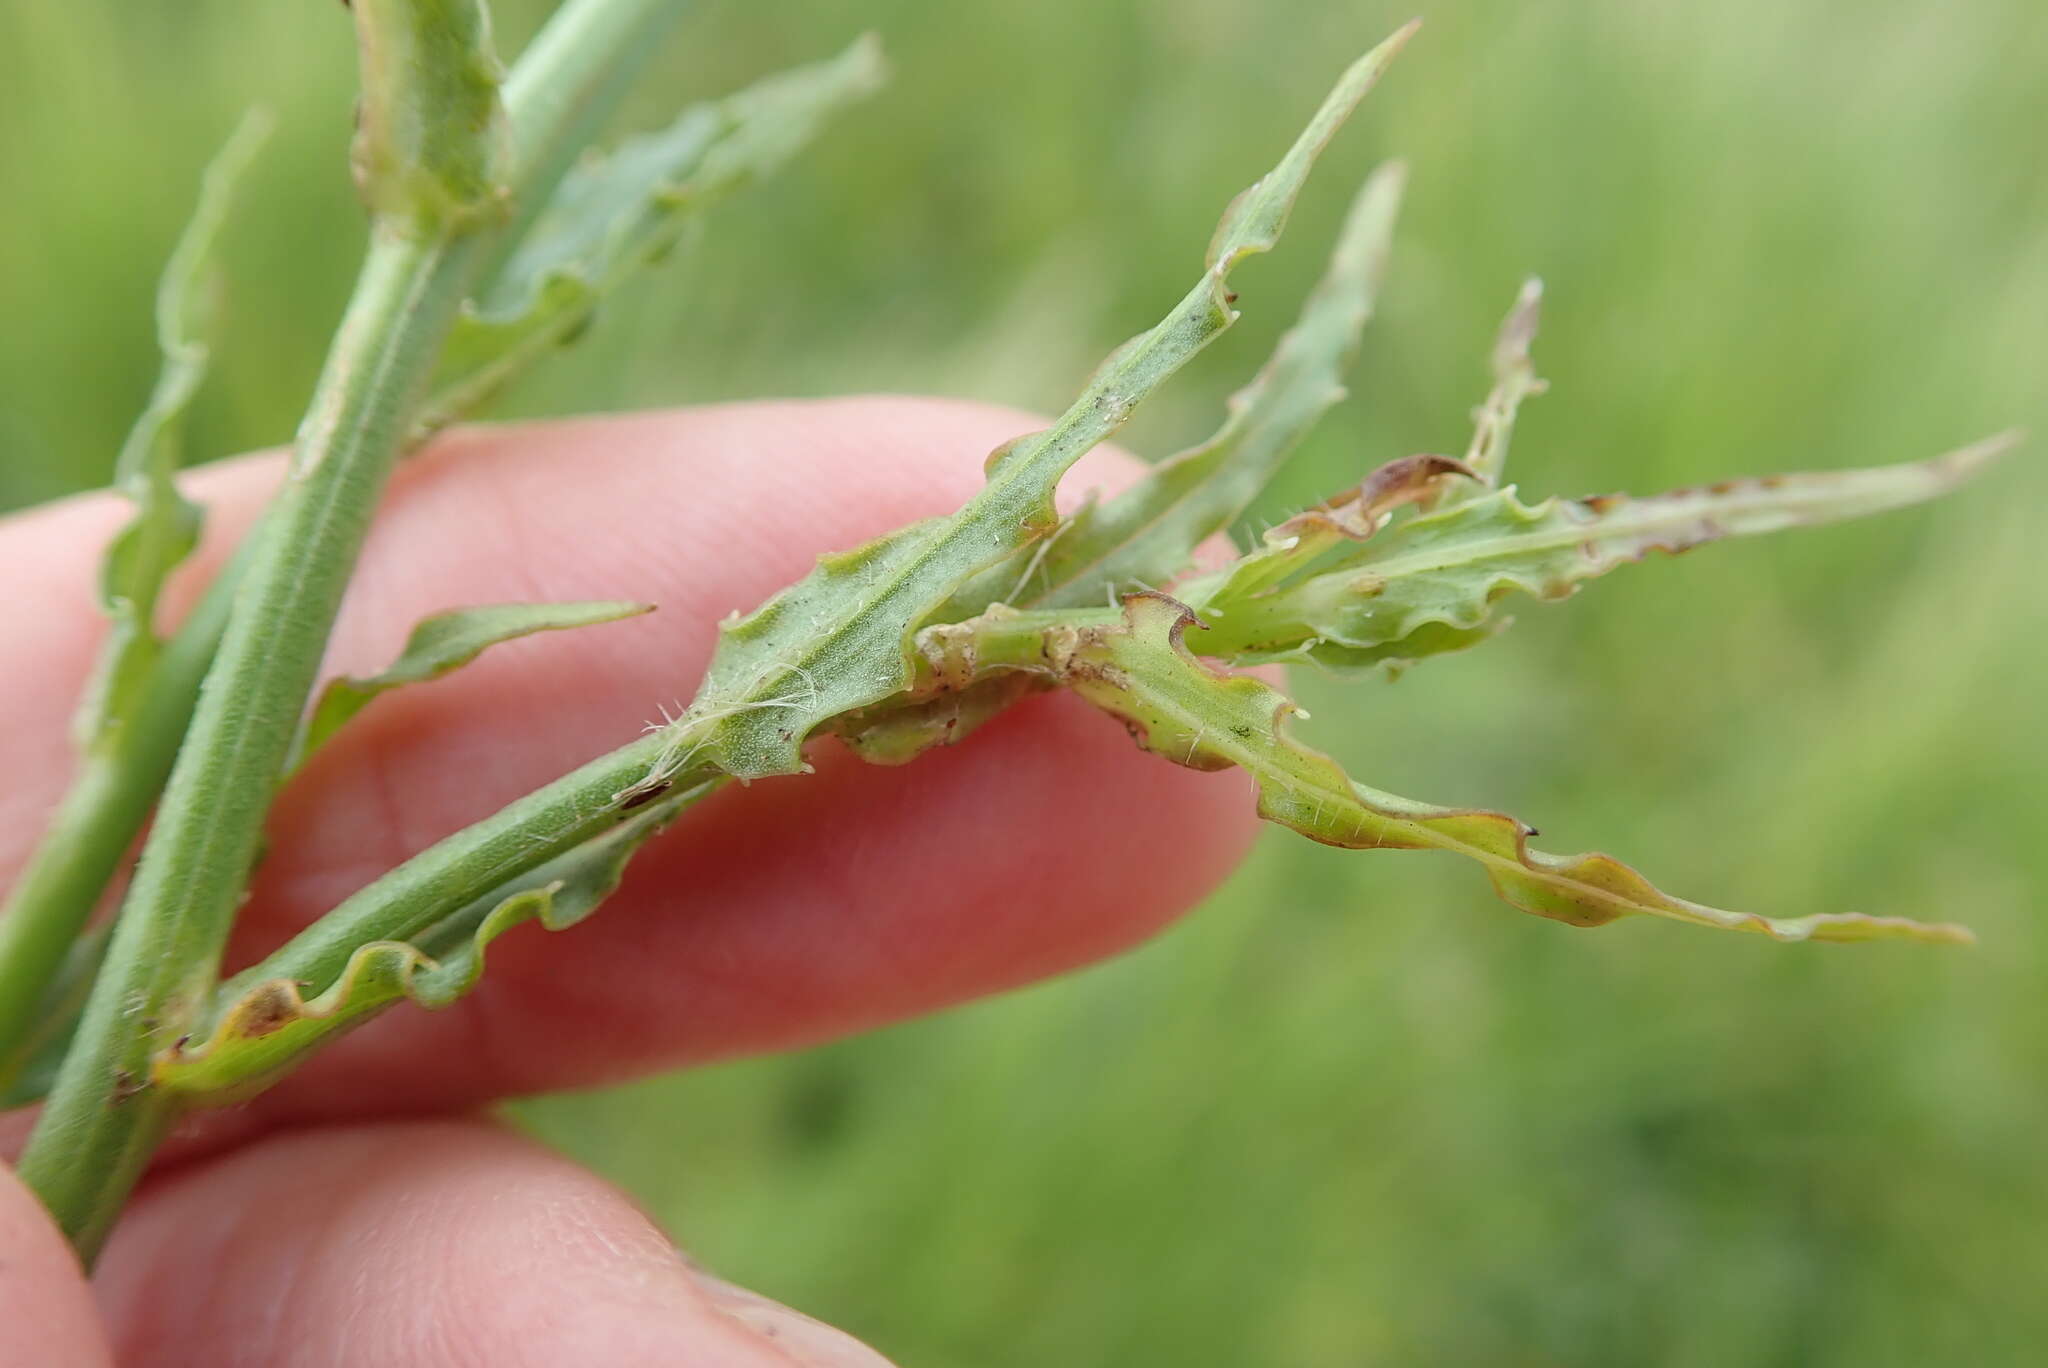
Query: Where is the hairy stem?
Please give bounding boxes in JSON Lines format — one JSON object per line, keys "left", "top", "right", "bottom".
{"left": 0, "top": 543, "right": 247, "bottom": 1090}
{"left": 10, "top": 0, "right": 691, "bottom": 1258}
{"left": 18, "top": 229, "right": 481, "bottom": 1260}
{"left": 166, "top": 778, "right": 723, "bottom": 1104}
{"left": 0, "top": 763, "right": 136, "bottom": 1082}
{"left": 0, "top": 3, "right": 690, "bottom": 1073}
{"left": 219, "top": 733, "right": 682, "bottom": 1005}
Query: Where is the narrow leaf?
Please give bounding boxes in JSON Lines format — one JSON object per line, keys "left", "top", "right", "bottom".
{"left": 290, "top": 600, "right": 652, "bottom": 773}
{"left": 159, "top": 797, "right": 690, "bottom": 1103}
{"left": 1441, "top": 276, "right": 1545, "bottom": 499}
{"left": 955, "top": 159, "right": 1409, "bottom": 617}
{"left": 1067, "top": 594, "right": 1971, "bottom": 943}
{"left": 1186, "top": 451, "right": 1474, "bottom": 612}
{"left": 421, "top": 35, "right": 887, "bottom": 429}
{"left": 74, "top": 112, "right": 270, "bottom": 749}
{"left": 635, "top": 25, "right": 1418, "bottom": 795}
{"left": 1186, "top": 434, "right": 2016, "bottom": 671}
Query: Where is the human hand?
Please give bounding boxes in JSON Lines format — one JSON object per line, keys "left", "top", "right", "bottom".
{"left": 0, "top": 398, "right": 1257, "bottom": 1365}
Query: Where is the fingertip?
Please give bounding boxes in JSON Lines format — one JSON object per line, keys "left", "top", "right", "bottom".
{"left": 689, "top": 1271, "right": 899, "bottom": 1367}
{"left": 8, "top": 397, "right": 1265, "bottom": 1127}
{"left": 0, "top": 1161, "right": 114, "bottom": 1365}
{"left": 97, "top": 1119, "right": 891, "bottom": 1367}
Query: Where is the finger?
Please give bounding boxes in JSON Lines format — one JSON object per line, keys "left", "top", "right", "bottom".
{"left": 0, "top": 1162, "right": 114, "bottom": 1365}
{"left": 0, "top": 398, "right": 1259, "bottom": 1126}
{"left": 0, "top": 397, "right": 1129, "bottom": 864}
{"left": 94, "top": 1118, "right": 893, "bottom": 1367}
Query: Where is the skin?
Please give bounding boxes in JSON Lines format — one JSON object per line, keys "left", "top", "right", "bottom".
{"left": 0, "top": 398, "right": 1259, "bottom": 1366}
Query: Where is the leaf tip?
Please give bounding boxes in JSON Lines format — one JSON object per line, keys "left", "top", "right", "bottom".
{"left": 1494, "top": 276, "right": 1544, "bottom": 371}
{"left": 1366, "top": 156, "right": 1410, "bottom": 192}
{"left": 1933, "top": 428, "right": 2023, "bottom": 484}
{"left": 1788, "top": 913, "right": 1979, "bottom": 947}
{"left": 224, "top": 104, "right": 278, "bottom": 157}
{"left": 845, "top": 30, "right": 890, "bottom": 86}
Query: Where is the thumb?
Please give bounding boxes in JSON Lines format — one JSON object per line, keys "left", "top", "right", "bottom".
{"left": 0, "top": 1161, "right": 114, "bottom": 1365}
{"left": 682, "top": 1264, "right": 898, "bottom": 1367}
{"left": 92, "top": 1116, "right": 890, "bottom": 1367}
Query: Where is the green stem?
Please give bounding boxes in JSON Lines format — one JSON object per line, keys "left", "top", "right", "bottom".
{"left": 10, "top": 0, "right": 693, "bottom": 1261}
{"left": 222, "top": 734, "right": 682, "bottom": 1003}
{"left": 169, "top": 779, "right": 723, "bottom": 1104}
{"left": 0, "top": 0, "right": 688, "bottom": 1036}
{"left": 226, "top": 597, "right": 1118, "bottom": 1007}
{"left": 0, "top": 544, "right": 246, "bottom": 1089}
{"left": 224, "top": 609, "right": 1106, "bottom": 1009}
{"left": 0, "top": 764, "right": 131, "bottom": 1075}
{"left": 18, "top": 228, "right": 480, "bottom": 1261}
{"left": 0, "top": 926, "right": 106, "bottom": 1109}
{"left": 0, "top": 2, "right": 692, "bottom": 1077}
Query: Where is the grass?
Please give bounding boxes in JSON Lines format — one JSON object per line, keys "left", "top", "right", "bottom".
{"left": 4, "top": 0, "right": 2045, "bottom": 1361}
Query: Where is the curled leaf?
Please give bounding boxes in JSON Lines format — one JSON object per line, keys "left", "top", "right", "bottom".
{"left": 636, "top": 25, "right": 1418, "bottom": 793}
{"left": 833, "top": 672, "right": 1047, "bottom": 766}
{"left": 162, "top": 795, "right": 695, "bottom": 1103}
{"left": 1186, "top": 434, "right": 2016, "bottom": 671}
{"left": 1190, "top": 452, "right": 1475, "bottom": 611}
{"left": 74, "top": 112, "right": 269, "bottom": 750}
{"left": 422, "top": 36, "right": 886, "bottom": 429}
{"left": 1065, "top": 594, "right": 1971, "bottom": 944}
{"left": 289, "top": 600, "right": 652, "bottom": 774}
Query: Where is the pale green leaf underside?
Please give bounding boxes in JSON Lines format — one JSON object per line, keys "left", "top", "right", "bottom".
{"left": 1183, "top": 433, "right": 2016, "bottom": 672}
{"left": 1182, "top": 451, "right": 1474, "bottom": 612}
{"left": 1071, "top": 595, "right": 1971, "bottom": 944}
{"left": 289, "top": 600, "right": 651, "bottom": 774}
{"left": 642, "top": 24, "right": 1418, "bottom": 791}
{"left": 847, "top": 423, "right": 2006, "bottom": 940}
{"left": 420, "top": 35, "right": 886, "bottom": 429}
{"left": 1180, "top": 271, "right": 1546, "bottom": 640}
{"left": 75, "top": 112, "right": 270, "bottom": 750}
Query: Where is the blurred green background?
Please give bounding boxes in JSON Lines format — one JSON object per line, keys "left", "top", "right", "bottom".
{"left": 4, "top": 1, "right": 2045, "bottom": 1362}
